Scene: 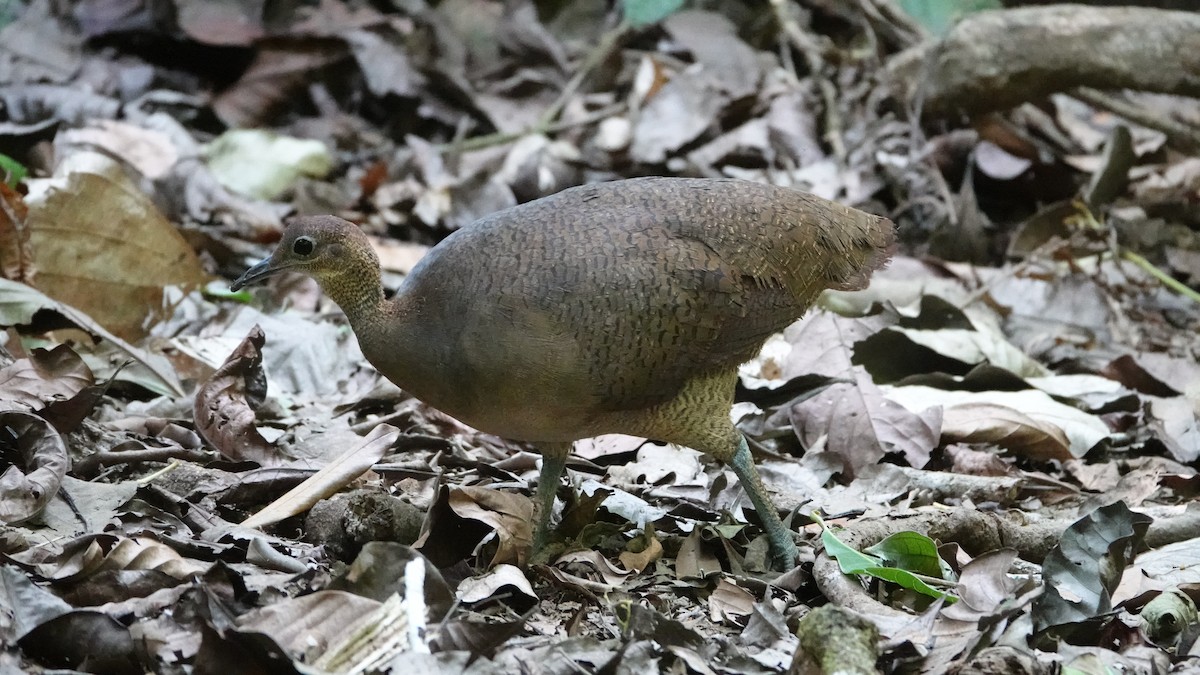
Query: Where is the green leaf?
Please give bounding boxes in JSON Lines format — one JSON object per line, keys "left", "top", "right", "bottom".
{"left": 859, "top": 565, "right": 954, "bottom": 602}
{"left": 864, "top": 531, "right": 948, "bottom": 579}
{"left": 0, "top": 153, "right": 28, "bottom": 187}
{"left": 822, "top": 526, "right": 956, "bottom": 602}
{"left": 896, "top": 0, "right": 1001, "bottom": 36}
{"left": 203, "top": 281, "right": 254, "bottom": 303}
{"left": 621, "top": 0, "right": 685, "bottom": 28}
{"left": 822, "top": 527, "right": 879, "bottom": 574}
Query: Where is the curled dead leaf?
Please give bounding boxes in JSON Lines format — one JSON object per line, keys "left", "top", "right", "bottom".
{"left": 0, "top": 410, "right": 68, "bottom": 524}
{"left": 447, "top": 486, "right": 534, "bottom": 567}
{"left": 0, "top": 344, "right": 93, "bottom": 412}
{"left": 193, "top": 325, "right": 279, "bottom": 465}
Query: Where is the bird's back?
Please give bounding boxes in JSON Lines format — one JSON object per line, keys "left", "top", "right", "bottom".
{"left": 401, "top": 177, "right": 893, "bottom": 427}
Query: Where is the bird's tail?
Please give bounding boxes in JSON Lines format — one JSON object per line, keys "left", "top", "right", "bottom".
{"left": 818, "top": 209, "right": 896, "bottom": 292}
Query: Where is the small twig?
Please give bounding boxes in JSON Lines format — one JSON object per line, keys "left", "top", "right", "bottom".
{"left": 818, "top": 79, "right": 847, "bottom": 161}
{"left": 855, "top": 0, "right": 925, "bottom": 49}
{"left": 436, "top": 19, "right": 630, "bottom": 157}
{"left": 137, "top": 459, "right": 182, "bottom": 484}
{"left": 1072, "top": 87, "right": 1200, "bottom": 153}
{"left": 73, "top": 446, "right": 214, "bottom": 478}
{"left": 768, "top": 0, "right": 826, "bottom": 73}
{"left": 536, "top": 20, "right": 630, "bottom": 130}
{"left": 769, "top": 0, "right": 845, "bottom": 160}
{"left": 1072, "top": 203, "right": 1200, "bottom": 304}
{"left": 1121, "top": 249, "right": 1200, "bottom": 303}
{"left": 436, "top": 102, "right": 628, "bottom": 155}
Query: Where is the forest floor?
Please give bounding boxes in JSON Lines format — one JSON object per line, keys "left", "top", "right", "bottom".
{"left": 0, "top": 1, "right": 1199, "bottom": 673}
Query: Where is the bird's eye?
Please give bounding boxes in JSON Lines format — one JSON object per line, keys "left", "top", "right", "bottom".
{"left": 292, "top": 236, "right": 315, "bottom": 256}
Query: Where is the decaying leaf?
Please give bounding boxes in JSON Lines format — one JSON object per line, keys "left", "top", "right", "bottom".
{"left": 0, "top": 181, "right": 33, "bottom": 284}
{"left": 886, "top": 386, "right": 1111, "bottom": 458}
{"left": 0, "top": 410, "right": 68, "bottom": 524}
{"left": 22, "top": 151, "right": 206, "bottom": 340}
{"left": 791, "top": 367, "right": 942, "bottom": 474}
{"left": 447, "top": 486, "right": 534, "bottom": 567}
{"left": 0, "top": 344, "right": 92, "bottom": 412}
{"left": 457, "top": 564, "right": 537, "bottom": 606}
{"left": 193, "top": 324, "right": 279, "bottom": 466}
{"left": 0, "top": 278, "right": 182, "bottom": 397}
{"left": 941, "top": 403, "right": 1073, "bottom": 462}
{"left": 1032, "top": 501, "right": 1152, "bottom": 639}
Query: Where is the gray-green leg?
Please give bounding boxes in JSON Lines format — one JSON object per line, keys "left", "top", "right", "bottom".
{"left": 531, "top": 444, "right": 570, "bottom": 559}
{"left": 730, "top": 436, "right": 799, "bottom": 570}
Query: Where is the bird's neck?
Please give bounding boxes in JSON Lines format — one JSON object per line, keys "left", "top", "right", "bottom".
{"left": 345, "top": 290, "right": 444, "bottom": 405}
{"left": 321, "top": 266, "right": 430, "bottom": 393}
{"left": 318, "top": 251, "right": 387, "bottom": 327}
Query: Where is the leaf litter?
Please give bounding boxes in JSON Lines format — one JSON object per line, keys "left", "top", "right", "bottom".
{"left": 0, "top": 0, "right": 1198, "bottom": 673}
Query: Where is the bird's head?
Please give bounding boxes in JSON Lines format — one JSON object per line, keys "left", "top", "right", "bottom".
{"left": 231, "top": 215, "right": 378, "bottom": 291}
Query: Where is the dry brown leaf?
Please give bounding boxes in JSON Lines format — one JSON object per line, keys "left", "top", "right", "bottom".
{"left": 0, "top": 182, "right": 33, "bottom": 284}
{"left": 447, "top": 486, "right": 534, "bottom": 567}
{"left": 211, "top": 40, "right": 350, "bottom": 128}
{"left": 33, "top": 533, "right": 203, "bottom": 581}
{"left": 89, "top": 536, "right": 206, "bottom": 580}
{"left": 23, "top": 152, "right": 206, "bottom": 340}
{"left": 0, "top": 344, "right": 93, "bottom": 411}
{"left": 791, "top": 368, "right": 942, "bottom": 474}
{"left": 941, "top": 403, "right": 1072, "bottom": 462}
{"left": 676, "top": 529, "right": 721, "bottom": 579}
{"left": 0, "top": 278, "right": 184, "bottom": 397}
{"left": 618, "top": 529, "right": 663, "bottom": 573}
{"left": 193, "top": 325, "right": 279, "bottom": 465}
{"left": 709, "top": 578, "right": 755, "bottom": 624}
{"left": 237, "top": 590, "right": 383, "bottom": 662}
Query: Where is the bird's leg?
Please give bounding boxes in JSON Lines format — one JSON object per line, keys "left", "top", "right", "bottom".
{"left": 729, "top": 435, "right": 799, "bottom": 570}
{"left": 530, "top": 442, "right": 571, "bottom": 562}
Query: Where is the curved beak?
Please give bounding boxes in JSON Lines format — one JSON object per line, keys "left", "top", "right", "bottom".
{"left": 230, "top": 258, "right": 277, "bottom": 291}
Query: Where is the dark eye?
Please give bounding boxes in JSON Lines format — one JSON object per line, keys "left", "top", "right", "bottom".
{"left": 292, "top": 236, "right": 315, "bottom": 256}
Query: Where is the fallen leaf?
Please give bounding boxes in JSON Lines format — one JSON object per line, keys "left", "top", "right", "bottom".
{"left": 0, "top": 410, "right": 67, "bottom": 524}
{"left": 241, "top": 424, "right": 399, "bottom": 528}
{"left": 941, "top": 403, "right": 1072, "bottom": 462}
{"left": 192, "top": 325, "right": 279, "bottom": 465}
{"left": 22, "top": 151, "right": 206, "bottom": 340}
{"left": 447, "top": 486, "right": 534, "bottom": 567}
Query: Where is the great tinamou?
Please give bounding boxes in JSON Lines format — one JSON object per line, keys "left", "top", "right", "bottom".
{"left": 232, "top": 177, "right": 894, "bottom": 569}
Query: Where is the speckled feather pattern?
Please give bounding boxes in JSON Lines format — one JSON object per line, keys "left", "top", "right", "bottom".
{"left": 401, "top": 178, "right": 890, "bottom": 407}
{"left": 278, "top": 177, "right": 893, "bottom": 445}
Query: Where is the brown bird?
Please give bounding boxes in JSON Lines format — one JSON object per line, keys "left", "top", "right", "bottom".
{"left": 232, "top": 177, "right": 894, "bottom": 569}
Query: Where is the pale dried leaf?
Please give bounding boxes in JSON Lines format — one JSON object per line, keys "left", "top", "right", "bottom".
{"left": 241, "top": 424, "right": 399, "bottom": 528}
{"left": 0, "top": 345, "right": 92, "bottom": 411}
{"left": 708, "top": 578, "right": 755, "bottom": 624}
{"left": 791, "top": 368, "right": 942, "bottom": 474}
{"left": 941, "top": 403, "right": 1072, "bottom": 462}
{"left": 886, "top": 386, "right": 1111, "bottom": 458}
{"left": 0, "top": 410, "right": 67, "bottom": 524}
{"left": 456, "top": 564, "right": 537, "bottom": 604}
